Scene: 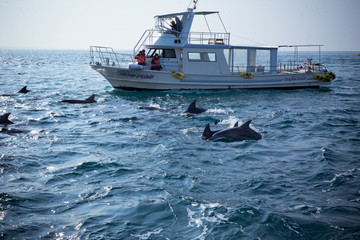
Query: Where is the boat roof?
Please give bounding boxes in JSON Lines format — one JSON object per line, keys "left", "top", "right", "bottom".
{"left": 278, "top": 44, "right": 324, "bottom": 48}
{"left": 155, "top": 11, "right": 219, "bottom": 19}
{"left": 145, "top": 44, "right": 278, "bottom": 50}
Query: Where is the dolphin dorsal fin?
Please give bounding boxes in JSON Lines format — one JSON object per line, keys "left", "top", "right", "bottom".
{"left": 233, "top": 121, "right": 239, "bottom": 127}
{"left": 0, "top": 113, "right": 10, "bottom": 120}
{"left": 86, "top": 94, "right": 96, "bottom": 102}
{"left": 240, "top": 120, "right": 252, "bottom": 128}
{"left": 18, "top": 86, "right": 29, "bottom": 93}
{"left": 186, "top": 100, "right": 196, "bottom": 112}
{"left": 0, "top": 113, "right": 13, "bottom": 124}
{"left": 202, "top": 123, "right": 213, "bottom": 140}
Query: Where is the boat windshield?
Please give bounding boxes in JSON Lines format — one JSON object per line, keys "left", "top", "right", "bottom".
{"left": 147, "top": 48, "right": 176, "bottom": 58}
{"left": 155, "top": 13, "right": 188, "bottom": 35}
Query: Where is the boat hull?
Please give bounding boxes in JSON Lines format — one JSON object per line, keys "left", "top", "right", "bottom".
{"left": 91, "top": 65, "right": 330, "bottom": 90}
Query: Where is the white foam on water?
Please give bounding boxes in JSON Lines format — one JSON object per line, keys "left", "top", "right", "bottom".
{"left": 187, "top": 202, "right": 231, "bottom": 239}
{"left": 131, "top": 227, "right": 163, "bottom": 240}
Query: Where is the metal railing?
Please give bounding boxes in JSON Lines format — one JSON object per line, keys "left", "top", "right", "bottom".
{"left": 231, "top": 65, "right": 271, "bottom": 74}
{"left": 277, "top": 61, "right": 326, "bottom": 73}
{"left": 90, "top": 46, "right": 133, "bottom": 67}
{"left": 230, "top": 62, "right": 326, "bottom": 74}
{"left": 133, "top": 30, "right": 162, "bottom": 56}
{"left": 133, "top": 29, "right": 231, "bottom": 56}
{"left": 188, "top": 32, "right": 230, "bottom": 45}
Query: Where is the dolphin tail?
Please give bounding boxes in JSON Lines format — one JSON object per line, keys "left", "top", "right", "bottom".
{"left": 85, "top": 94, "right": 96, "bottom": 103}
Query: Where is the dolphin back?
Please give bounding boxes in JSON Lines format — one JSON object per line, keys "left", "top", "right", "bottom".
{"left": 18, "top": 86, "right": 29, "bottom": 93}
{"left": 209, "top": 120, "right": 262, "bottom": 141}
{"left": 61, "top": 94, "right": 96, "bottom": 104}
{"left": 185, "top": 100, "right": 197, "bottom": 113}
{"left": 185, "top": 100, "right": 206, "bottom": 114}
{"left": 202, "top": 123, "right": 219, "bottom": 140}
{"left": 239, "top": 120, "right": 262, "bottom": 140}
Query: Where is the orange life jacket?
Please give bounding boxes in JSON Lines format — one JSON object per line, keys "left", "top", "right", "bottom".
{"left": 151, "top": 57, "right": 161, "bottom": 68}
{"left": 136, "top": 52, "right": 146, "bottom": 63}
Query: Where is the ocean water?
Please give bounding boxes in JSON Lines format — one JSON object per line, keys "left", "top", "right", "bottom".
{"left": 0, "top": 49, "right": 359, "bottom": 240}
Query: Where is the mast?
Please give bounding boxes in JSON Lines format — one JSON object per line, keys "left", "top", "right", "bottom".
{"left": 188, "top": 0, "right": 199, "bottom": 11}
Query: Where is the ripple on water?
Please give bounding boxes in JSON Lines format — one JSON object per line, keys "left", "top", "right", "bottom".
{"left": 1, "top": 50, "right": 360, "bottom": 239}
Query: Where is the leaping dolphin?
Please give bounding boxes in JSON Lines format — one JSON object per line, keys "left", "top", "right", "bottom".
{"left": 203, "top": 120, "right": 262, "bottom": 141}
{"left": 184, "top": 100, "right": 207, "bottom": 114}
{"left": 0, "top": 113, "right": 14, "bottom": 125}
{"left": 18, "top": 86, "right": 30, "bottom": 94}
{"left": 60, "top": 94, "right": 96, "bottom": 104}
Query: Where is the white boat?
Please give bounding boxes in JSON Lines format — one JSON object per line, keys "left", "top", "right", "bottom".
{"left": 90, "top": 1, "right": 335, "bottom": 90}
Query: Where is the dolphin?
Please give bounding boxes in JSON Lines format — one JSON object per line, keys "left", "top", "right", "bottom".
{"left": 202, "top": 121, "right": 239, "bottom": 139}
{"left": 18, "top": 86, "right": 30, "bottom": 94}
{"left": 0, "top": 128, "right": 29, "bottom": 134}
{"left": 184, "top": 100, "right": 207, "bottom": 114}
{"left": 203, "top": 120, "right": 262, "bottom": 141}
{"left": 202, "top": 123, "right": 220, "bottom": 139}
{"left": 139, "top": 106, "right": 166, "bottom": 111}
{"left": 0, "top": 113, "right": 14, "bottom": 125}
{"left": 60, "top": 94, "right": 96, "bottom": 104}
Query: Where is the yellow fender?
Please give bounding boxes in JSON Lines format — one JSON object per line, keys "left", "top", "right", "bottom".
{"left": 239, "top": 72, "right": 253, "bottom": 79}
{"left": 172, "top": 70, "right": 185, "bottom": 79}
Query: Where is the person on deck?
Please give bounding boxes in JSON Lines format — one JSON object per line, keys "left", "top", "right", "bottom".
{"left": 175, "top": 17, "right": 182, "bottom": 32}
{"left": 135, "top": 50, "right": 146, "bottom": 66}
{"left": 151, "top": 54, "right": 162, "bottom": 71}
{"left": 170, "top": 20, "right": 177, "bottom": 31}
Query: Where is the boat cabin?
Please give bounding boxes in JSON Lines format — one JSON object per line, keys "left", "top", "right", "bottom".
{"left": 138, "top": 44, "right": 278, "bottom": 76}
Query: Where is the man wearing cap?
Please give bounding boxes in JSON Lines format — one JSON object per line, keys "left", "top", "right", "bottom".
{"left": 151, "top": 54, "right": 162, "bottom": 71}
{"left": 135, "top": 50, "right": 146, "bottom": 66}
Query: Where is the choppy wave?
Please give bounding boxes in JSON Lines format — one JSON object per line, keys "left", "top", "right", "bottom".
{"left": 1, "top": 50, "right": 360, "bottom": 239}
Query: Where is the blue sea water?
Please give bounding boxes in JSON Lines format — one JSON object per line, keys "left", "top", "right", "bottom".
{"left": 0, "top": 49, "right": 359, "bottom": 240}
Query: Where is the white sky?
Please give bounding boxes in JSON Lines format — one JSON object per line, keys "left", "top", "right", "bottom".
{"left": 0, "top": 0, "right": 359, "bottom": 51}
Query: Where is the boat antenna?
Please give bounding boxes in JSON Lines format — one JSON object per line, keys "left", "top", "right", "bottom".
{"left": 188, "top": 0, "right": 199, "bottom": 10}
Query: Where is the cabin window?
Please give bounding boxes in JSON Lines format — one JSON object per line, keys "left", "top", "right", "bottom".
{"left": 147, "top": 48, "right": 176, "bottom": 58}
{"left": 188, "top": 52, "right": 217, "bottom": 62}
{"left": 148, "top": 49, "right": 162, "bottom": 57}
{"left": 203, "top": 53, "right": 216, "bottom": 62}
{"left": 162, "top": 49, "right": 176, "bottom": 58}
{"left": 231, "top": 49, "right": 247, "bottom": 72}
{"left": 188, "top": 52, "right": 201, "bottom": 61}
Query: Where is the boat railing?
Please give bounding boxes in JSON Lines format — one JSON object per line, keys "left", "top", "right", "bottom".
{"left": 90, "top": 46, "right": 133, "bottom": 67}
{"left": 133, "top": 29, "right": 231, "bottom": 55}
{"left": 133, "top": 30, "right": 157, "bottom": 57}
{"left": 231, "top": 62, "right": 326, "bottom": 74}
{"left": 188, "top": 32, "right": 230, "bottom": 45}
{"left": 277, "top": 60, "right": 326, "bottom": 73}
{"left": 231, "top": 65, "right": 272, "bottom": 74}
